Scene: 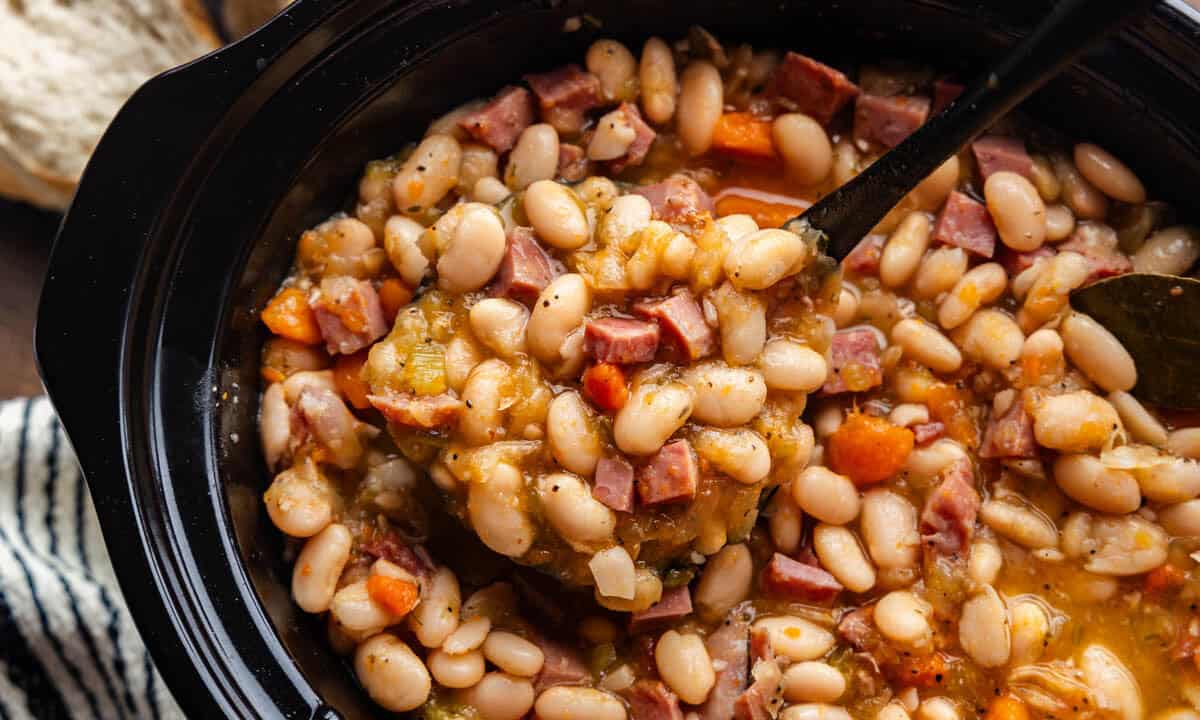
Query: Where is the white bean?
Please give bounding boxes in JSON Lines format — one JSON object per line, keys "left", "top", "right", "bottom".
{"left": 768, "top": 487, "right": 803, "bottom": 554}
{"left": 874, "top": 590, "right": 932, "bottom": 649}
{"left": 1054, "top": 454, "right": 1141, "bottom": 514}
{"left": 408, "top": 566, "right": 460, "bottom": 648}
{"left": 428, "top": 648, "right": 486, "bottom": 688}
{"left": 589, "top": 107, "right": 637, "bottom": 161}
{"left": 655, "top": 631, "right": 716, "bottom": 705}
{"left": 470, "top": 298, "right": 528, "bottom": 358}
{"left": 752, "top": 616, "right": 836, "bottom": 661}
{"left": 1132, "top": 225, "right": 1200, "bottom": 275}
{"left": 1045, "top": 203, "right": 1076, "bottom": 241}
{"left": 881, "top": 213, "right": 933, "bottom": 288}
{"left": 443, "top": 615, "right": 492, "bottom": 655}
{"left": 892, "top": 318, "right": 962, "bottom": 373}
{"left": 590, "top": 546, "right": 636, "bottom": 600}
{"left": 911, "top": 246, "right": 968, "bottom": 300}
{"left": 547, "top": 391, "right": 602, "bottom": 476}
{"left": 1031, "top": 390, "right": 1121, "bottom": 452}
{"left": 678, "top": 61, "right": 723, "bottom": 156}
{"left": 1074, "top": 143, "right": 1146, "bottom": 204}
{"left": 527, "top": 274, "right": 591, "bottom": 365}
{"left": 878, "top": 704, "right": 913, "bottom": 720}
{"left": 483, "top": 631, "right": 545, "bottom": 677}
{"left": 759, "top": 339, "right": 828, "bottom": 392}
{"left": 813, "top": 524, "right": 875, "bottom": 592}
{"left": 474, "top": 176, "right": 511, "bottom": 204}
{"left": 717, "top": 214, "right": 760, "bottom": 247}
{"left": 1052, "top": 152, "right": 1109, "bottom": 221}
{"left": 861, "top": 489, "right": 920, "bottom": 569}
{"left": 710, "top": 282, "right": 767, "bottom": 365}
{"left": 774, "top": 114, "right": 833, "bottom": 186}
{"left": 951, "top": 308, "right": 1024, "bottom": 371}
{"left": 384, "top": 215, "right": 430, "bottom": 286}
{"left": 263, "top": 462, "right": 332, "bottom": 538}
{"left": 694, "top": 544, "right": 753, "bottom": 619}
{"left": 938, "top": 263, "right": 1008, "bottom": 330}
{"left": 469, "top": 461, "right": 534, "bottom": 558}
{"left": 1080, "top": 644, "right": 1144, "bottom": 720}
{"left": 461, "top": 359, "right": 507, "bottom": 446}
{"left": 613, "top": 382, "right": 693, "bottom": 455}
{"left": 445, "top": 334, "right": 484, "bottom": 393}
{"left": 833, "top": 285, "right": 860, "bottom": 328}
{"left": 1009, "top": 599, "right": 1050, "bottom": 666}
{"left": 980, "top": 499, "right": 1059, "bottom": 549}
{"left": 587, "top": 39, "right": 638, "bottom": 103}
{"left": 1078, "top": 514, "right": 1168, "bottom": 576}
{"left": 1168, "top": 428, "right": 1200, "bottom": 459}
{"left": 985, "top": 171, "right": 1046, "bottom": 251}
{"left": 600, "top": 194, "right": 653, "bottom": 250}
{"left": 1159, "top": 499, "right": 1200, "bottom": 536}
{"left": 438, "top": 204, "right": 507, "bottom": 293}
{"left": 1140, "top": 456, "right": 1200, "bottom": 504}
{"left": 330, "top": 580, "right": 394, "bottom": 636}
{"left": 594, "top": 567, "right": 663, "bottom": 613}
{"left": 506, "top": 124, "right": 559, "bottom": 190}
{"left": 692, "top": 428, "right": 772, "bottom": 485}
{"left": 524, "top": 180, "right": 590, "bottom": 250}
{"left": 1020, "top": 328, "right": 1064, "bottom": 382}
{"left": 393, "top": 134, "right": 462, "bottom": 211}
{"left": 725, "top": 229, "right": 809, "bottom": 290}
{"left": 354, "top": 634, "right": 431, "bottom": 712}
{"left": 958, "top": 585, "right": 1010, "bottom": 667}
{"left": 683, "top": 363, "right": 767, "bottom": 426}
{"left": 292, "top": 523, "right": 352, "bottom": 613}
{"left": 792, "top": 466, "right": 860, "bottom": 525}
{"left": 916, "top": 698, "right": 960, "bottom": 720}
{"left": 536, "top": 687, "right": 627, "bottom": 720}
{"left": 782, "top": 662, "right": 845, "bottom": 703}
{"left": 1020, "top": 250, "right": 1091, "bottom": 329}
{"left": 781, "top": 706, "right": 851, "bottom": 720}
{"left": 903, "top": 438, "right": 967, "bottom": 480}
{"left": 1060, "top": 312, "right": 1137, "bottom": 392}
{"left": 968, "top": 540, "right": 1003, "bottom": 586}
{"left": 538, "top": 472, "right": 616, "bottom": 550}
{"left": 640, "top": 37, "right": 677, "bottom": 125}
{"left": 466, "top": 672, "right": 536, "bottom": 720}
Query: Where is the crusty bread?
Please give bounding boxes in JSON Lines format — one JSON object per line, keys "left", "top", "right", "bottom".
{"left": 0, "top": 0, "right": 220, "bottom": 210}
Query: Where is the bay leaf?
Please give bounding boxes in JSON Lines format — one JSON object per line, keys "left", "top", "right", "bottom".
{"left": 1070, "top": 273, "right": 1200, "bottom": 409}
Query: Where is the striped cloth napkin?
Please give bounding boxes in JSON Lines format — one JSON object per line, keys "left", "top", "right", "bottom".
{"left": 0, "top": 397, "right": 183, "bottom": 719}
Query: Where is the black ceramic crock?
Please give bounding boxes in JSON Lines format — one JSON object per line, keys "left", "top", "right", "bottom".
{"left": 34, "top": 0, "right": 1200, "bottom": 716}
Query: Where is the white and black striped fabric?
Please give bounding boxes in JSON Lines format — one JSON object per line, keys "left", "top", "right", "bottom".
{"left": 0, "top": 397, "right": 183, "bottom": 719}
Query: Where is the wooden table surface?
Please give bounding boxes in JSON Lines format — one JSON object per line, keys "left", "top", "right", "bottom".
{"left": 0, "top": 200, "right": 59, "bottom": 399}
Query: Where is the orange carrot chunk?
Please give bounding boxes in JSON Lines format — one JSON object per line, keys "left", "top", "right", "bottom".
{"left": 985, "top": 696, "right": 1030, "bottom": 720}
{"left": 262, "top": 287, "right": 323, "bottom": 345}
{"left": 827, "top": 412, "right": 914, "bottom": 486}
{"left": 334, "top": 351, "right": 372, "bottom": 409}
{"left": 892, "top": 651, "right": 946, "bottom": 688}
{"left": 366, "top": 575, "right": 420, "bottom": 617}
{"left": 927, "top": 382, "right": 980, "bottom": 450}
{"left": 583, "top": 363, "right": 629, "bottom": 412}
{"left": 1145, "top": 564, "right": 1188, "bottom": 595}
{"left": 378, "top": 278, "right": 413, "bottom": 324}
{"left": 711, "top": 112, "right": 778, "bottom": 160}
{"left": 715, "top": 194, "right": 806, "bottom": 229}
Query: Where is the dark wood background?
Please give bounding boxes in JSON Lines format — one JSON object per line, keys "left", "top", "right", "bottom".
{"left": 0, "top": 200, "right": 59, "bottom": 399}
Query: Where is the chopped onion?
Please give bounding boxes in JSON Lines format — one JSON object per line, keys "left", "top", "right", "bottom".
{"left": 589, "top": 547, "right": 636, "bottom": 600}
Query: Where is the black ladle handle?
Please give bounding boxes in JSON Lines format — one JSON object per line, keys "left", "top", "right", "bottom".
{"left": 792, "top": 0, "right": 1157, "bottom": 261}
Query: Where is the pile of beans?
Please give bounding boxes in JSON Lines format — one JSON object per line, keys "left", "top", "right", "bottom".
{"left": 257, "top": 25, "right": 1200, "bottom": 720}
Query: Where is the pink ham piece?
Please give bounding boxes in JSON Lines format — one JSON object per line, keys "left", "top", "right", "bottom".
{"left": 490, "top": 227, "right": 558, "bottom": 302}
{"left": 760, "top": 552, "right": 843, "bottom": 602}
{"left": 979, "top": 396, "right": 1037, "bottom": 459}
{"left": 626, "top": 681, "right": 685, "bottom": 720}
{"left": 633, "top": 175, "right": 717, "bottom": 225}
{"left": 585, "top": 317, "right": 661, "bottom": 364}
{"left": 632, "top": 289, "right": 716, "bottom": 361}
{"left": 524, "top": 64, "right": 601, "bottom": 135}
{"left": 637, "top": 440, "right": 699, "bottom": 506}
{"left": 912, "top": 421, "right": 947, "bottom": 446}
{"left": 459, "top": 86, "right": 536, "bottom": 153}
{"left": 310, "top": 277, "right": 388, "bottom": 355}
{"left": 532, "top": 634, "right": 590, "bottom": 693}
{"left": 853, "top": 94, "right": 930, "bottom": 148}
{"left": 358, "top": 534, "right": 433, "bottom": 578}
{"left": 732, "top": 654, "right": 783, "bottom": 720}
{"left": 1058, "top": 222, "right": 1133, "bottom": 281}
{"left": 557, "top": 143, "right": 589, "bottom": 182}
{"left": 933, "top": 190, "right": 998, "bottom": 258}
{"left": 295, "top": 386, "right": 364, "bottom": 469}
{"left": 698, "top": 609, "right": 751, "bottom": 720}
{"left": 765, "top": 52, "right": 860, "bottom": 125}
{"left": 592, "top": 456, "right": 635, "bottom": 512}
{"left": 609, "top": 102, "right": 657, "bottom": 174}
{"left": 630, "top": 586, "right": 693, "bottom": 633}
{"left": 836, "top": 606, "right": 880, "bottom": 652}
{"left": 843, "top": 234, "right": 886, "bottom": 275}
{"left": 997, "top": 244, "right": 1055, "bottom": 276}
{"left": 822, "top": 328, "right": 884, "bottom": 395}
{"left": 972, "top": 135, "right": 1035, "bottom": 182}
{"left": 932, "top": 79, "right": 964, "bottom": 114}
{"left": 920, "top": 459, "right": 980, "bottom": 560}
{"left": 367, "top": 392, "right": 464, "bottom": 430}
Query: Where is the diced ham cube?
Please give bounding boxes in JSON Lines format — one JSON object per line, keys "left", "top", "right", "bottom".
{"left": 557, "top": 143, "right": 589, "bottom": 182}
{"left": 698, "top": 609, "right": 751, "bottom": 720}
{"left": 629, "top": 586, "right": 693, "bottom": 632}
{"left": 634, "top": 175, "right": 717, "bottom": 226}
{"left": 912, "top": 421, "right": 946, "bottom": 446}
{"left": 311, "top": 277, "right": 389, "bottom": 355}
{"left": 979, "top": 396, "right": 1037, "bottom": 459}
{"left": 358, "top": 534, "right": 433, "bottom": 578}
{"left": 637, "top": 440, "right": 699, "bottom": 506}
{"left": 585, "top": 317, "right": 661, "bottom": 364}
{"left": 932, "top": 79, "right": 965, "bottom": 114}
{"left": 822, "top": 328, "right": 884, "bottom": 395}
{"left": 997, "top": 244, "right": 1056, "bottom": 277}
{"left": 836, "top": 606, "right": 879, "bottom": 652}
{"left": 933, "top": 190, "right": 997, "bottom": 258}
{"left": 296, "top": 386, "right": 364, "bottom": 469}
{"left": 609, "top": 102, "right": 657, "bottom": 174}
{"left": 765, "top": 52, "right": 860, "bottom": 125}
{"left": 843, "top": 234, "right": 886, "bottom": 275}
{"left": 920, "top": 459, "right": 980, "bottom": 560}
{"left": 972, "top": 135, "right": 1035, "bottom": 182}
{"left": 592, "top": 456, "right": 635, "bottom": 512}
{"left": 532, "top": 634, "right": 590, "bottom": 693}
{"left": 632, "top": 289, "right": 716, "bottom": 362}
{"left": 853, "top": 94, "right": 930, "bottom": 148}
{"left": 626, "top": 680, "right": 684, "bottom": 720}
{"left": 760, "top": 553, "right": 843, "bottom": 602}
{"left": 367, "top": 392, "right": 464, "bottom": 430}
{"left": 458, "top": 86, "right": 536, "bottom": 153}
{"left": 1057, "top": 221, "right": 1133, "bottom": 281}
{"left": 732, "top": 655, "right": 783, "bottom": 720}
{"left": 524, "top": 64, "right": 601, "bottom": 135}
{"left": 490, "top": 227, "right": 558, "bottom": 302}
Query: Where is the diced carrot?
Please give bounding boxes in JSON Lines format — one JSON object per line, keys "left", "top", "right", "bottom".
{"left": 378, "top": 278, "right": 413, "bottom": 324}
{"left": 715, "top": 194, "right": 805, "bottom": 229}
{"left": 366, "top": 575, "right": 420, "bottom": 617}
{"left": 333, "top": 351, "right": 372, "bottom": 409}
{"left": 261, "top": 367, "right": 286, "bottom": 384}
{"left": 984, "top": 695, "right": 1030, "bottom": 720}
{"left": 711, "top": 112, "right": 777, "bottom": 160}
{"left": 892, "top": 652, "right": 946, "bottom": 688}
{"left": 583, "top": 363, "right": 629, "bottom": 412}
{"left": 261, "top": 288, "right": 323, "bottom": 345}
{"left": 1145, "top": 564, "right": 1188, "bottom": 595}
{"left": 927, "top": 382, "right": 980, "bottom": 450}
{"left": 827, "top": 412, "right": 915, "bottom": 486}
